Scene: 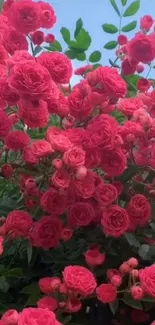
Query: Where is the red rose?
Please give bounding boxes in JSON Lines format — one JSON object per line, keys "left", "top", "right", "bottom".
{"left": 95, "top": 182, "right": 118, "bottom": 206}
{"left": 3, "top": 29, "right": 28, "bottom": 55}
{"left": 30, "top": 140, "right": 53, "bottom": 158}
{"left": 19, "top": 99, "right": 49, "bottom": 129}
{"left": 38, "top": 1, "right": 56, "bottom": 29}
{"left": 1, "top": 309, "right": 19, "bottom": 325}
{"left": 9, "top": 61, "right": 58, "bottom": 100}
{"left": 30, "top": 216, "right": 62, "bottom": 249}
{"left": 122, "top": 58, "right": 137, "bottom": 76}
{"left": 101, "top": 205, "right": 129, "bottom": 238}
{"left": 85, "top": 248, "right": 105, "bottom": 267}
{"left": 18, "top": 308, "right": 61, "bottom": 325}
{"left": 66, "top": 297, "right": 82, "bottom": 313}
{"left": 0, "top": 79, "right": 19, "bottom": 106}
{"left": 73, "top": 171, "right": 95, "bottom": 198}
{"left": 45, "top": 34, "right": 55, "bottom": 43}
{"left": 139, "top": 265, "right": 155, "bottom": 297}
{"left": 1, "top": 164, "right": 13, "bottom": 179}
{"left": 39, "top": 277, "right": 61, "bottom": 294}
{"left": 63, "top": 265, "right": 97, "bottom": 296}
{"left": 118, "top": 35, "right": 128, "bottom": 45}
{"left": 41, "top": 188, "right": 66, "bottom": 214}
{"left": 60, "top": 228, "right": 73, "bottom": 241}
{"left": 31, "top": 31, "right": 44, "bottom": 46}
{"left": 96, "top": 283, "right": 117, "bottom": 303}
{"left": 37, "top": 296, "right": 58, "bottom": 311}
{"left": 23, "top": 146, "right": 39, "bottom": 165}
{"left": 128, "top": 34, "right": 155, "bottom": 64}
{"left": 127, "top": 194, "right": 151, "bottom": 228}
{"left": 137, "top": 78, "right": 152, "bottom": 92}
{"left": 63, "top": 146, "right": 85, "bottom": 168}
{"left": 0, "top": 111, "right": 11, "bottom": 138}
{"left": 0, "top": 44, "right": 9, "bottom": 65}
{"left": 47, "top": 92, "right": 69, "bottom": 118}
{"left": 68, "top": 82, "right": 93, "bottom": 120}
{"left": 140, "top": 15, "right": 154, "bottom": 31}
{"left": 68, "top": 202, "right": 95, "bottom": 228}
{"left": 8, "top": 50, "right": 35, "bottom": 70}
{"left": 64, "top": 128, "right": 85, "bottom": 145}
{"left": 5, "top": 210, "right": 33, "bottom": 238}
{"left": 8, "top": 1, "right": 41, "bottom": 35}
{"left": 47, "top": 134, "right": 71, "bottom": 153}
{"left": 117, "top": 98, "right": 144, "bottom": 117}
{"left": 38, "top": 52, "right": 72, "bottom": 84}
{"left": 51, "top": 169, "right": 71, "bottom": 189}
{"left": 5, "top": 130, "right": 30, "bottom": 151}
{"left": 101, "top": 148, "right": 127, "bottom": 177}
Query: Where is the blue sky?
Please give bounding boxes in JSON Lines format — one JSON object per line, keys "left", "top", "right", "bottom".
{"left": 48, "top": 0, "right": 155, "bottom": 82}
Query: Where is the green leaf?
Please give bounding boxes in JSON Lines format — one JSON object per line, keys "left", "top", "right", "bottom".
{"left": 76, "top": 53, "right": 86, "bottom": 61}
{"left": 0, "top": 0, "right": 4, "bottom": 12}
{"left": 20, "top": 282, "right": 40, "bottom": 295}
{"left": 138, "top": 244, "right": 150, "bottom": 260}
{"left": 124, "top": 74, "right": 141, "bottom": 90}
{"left": 102, "top": 23, "right": 118, "bottom": 34}
{"left": 33, "top": 46, "right": 42, "bottom": 56}
{"left": 110, "top": 0, "right": 121, "bottom": 16}
{"left": 109, "top": 300, "right": 119, "bottom": 315}
{"left": 0, "top": 276, "right": 9, "bottom": 293}
{"left": 89, "top": 51, "right": 101, "bottom": 62}
{"left": 74, "top": 18, "right": 83, "bottom": 38}
{"left": 65, "top": 50, "right": 76, "bottom": 59}
{"left": 109, "top": 58, "right": 120, "bottom": 68}
{"left": 121, "top": 21, "right": 137, "bottom": 32}
{"left": 104, "top": 41, "right": 118, "bottom": 49}
{"left": 27, "top": 242, "right": 33, "bottom": 264}
{"left": 123, "top": 0, "right": 140, "bottom": 17}
{"left": 124, "top": 233, "right": 140, "bottom": 248}
{"left": 5, "top": 268, "right": 24, "bottom": 278}
{"left": 93, "top": 63, "right": 102, "bottom": 70}
{"left": 71, "top": 28, "right": 91, "bottom": 51}
{"left": 123, "top": 294, "right": 143, "bottom": 309}
{"left": 121, "top": 0, "right": 127, "bottom": 5}
{"left": 46, "top": 40, "right": 62, "bottom": 52}
{"left": 60, "top": 27, "right": 71, "bottom": 44}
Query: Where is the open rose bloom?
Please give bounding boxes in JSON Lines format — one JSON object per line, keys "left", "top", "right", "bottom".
{"left": 0, "top": 0, "right": 155, "bottom": 324}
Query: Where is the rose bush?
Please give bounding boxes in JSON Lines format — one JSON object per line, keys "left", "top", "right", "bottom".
{"left": 0, "top": 0, "right": 155, "bottom": 325}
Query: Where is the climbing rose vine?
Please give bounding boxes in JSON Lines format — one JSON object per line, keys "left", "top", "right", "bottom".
{"left": 0, "top": 0, "right": 155, "bottom": 324}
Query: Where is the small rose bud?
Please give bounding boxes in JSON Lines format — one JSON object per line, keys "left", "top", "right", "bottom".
{"left": 52, "top": 159, "right": 63, "bottom": 169}
{"left": 128, "top": 257, "right": 138, "bottom": 268}
{"left": 131, "top": 285, "right": 144, "bottom": 300}
{"left": 111, "top": 275, "right": 122, "bottom": 288}
{"left": 75, "top": 166, "right": 87, "bottom": 180}
{"left": 119, "top": 262, "right": 130, "bottom": 274}
{"left": 131, "top": 269, "right": 139, "bottom": 278}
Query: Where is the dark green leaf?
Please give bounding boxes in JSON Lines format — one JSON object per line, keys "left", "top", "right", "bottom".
{"left": 124, "top": 233, "right": 140, "bottom": 248}
{"left": 124, "top": 74, "right": 141, "bottom": 90}
{"left": 0, "top": 276, "right": 9, "bottom": 293}
{"left": 60, "top": 27, "right": 71, "bottom": 44}
{"left": 102, "top": 23, "right": 118, "bottom": 33}
{"left": 123, "top": 294, "right": 143, "bottom": 309}
{"left": 0, "top": 0, "right": 4, "bottom": 12}
{"left": 65, "top": 50, "right": 76, "bottom": 59}
{"left": 25, "top": 294, "right": 40, "bottom": 306}
{"left": 109, "top": 58, "right": 120, "bottom": 68}
{"left": 27, "top": 242, "right": 33, "bottom": 264}
{"left": 89, "top": 51, "right": 101, "bottom": 62}
{"left": 121, "top": 0, "right": 128, "bottom": 5}
{"left": 138, "top": 244, "right": 150, "bottom": 260}
{"left": 45, "top": 40, "right": 62, "bottom": 52}
{"left": 110, "top": 0, "right": 121, "bottom": 16}
{"left": 109, "top": 300, "right": 119, "bottom": 315}
{"left": 5, "top": 268, "right": 24, "bottom": 278}
{"left": 123, "top": 0, "right": 140, "bottom": 17}
{"left": 76, "top": 52, "right": 86, "bottom": 61}
{"left": 33, "top": 46, "right": 42, "bottom": 56}
{"left": 121, "top": 21, "right": 137, "bottom": 32}
{"left": 104, "top": 41, "right": 118, "bottom": 49}
{"left": 74, "top": 18, "right": 83, "bottom": 38}
{"left": 20, "top": 282, "right": 40, "bottom": 295}
{"left": 93, "top": 63, "right": 102, "bottom": 69}
{"left": 71, "top": 28, "right": 91, "bottom": 51}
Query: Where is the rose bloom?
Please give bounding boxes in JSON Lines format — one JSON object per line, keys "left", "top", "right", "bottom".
{"left": 74, "top": 64, "right": 93, "bottom": 76}
{"left": 46, "top": 91, "right": 69, "bottom": 118}
{"left": 117, "top": 98, "right": 144, "bottom": 117}
{"left": 18, "top": 308, "right": 62, "bottom": 325}
{"left": 51, "top": 169, "right": 71, "bottom": 189}
{"left": 47, "top": 134, "right": 72, "bottom": 153}
{"left": 30, "top": 140, "right": 53, "bottom": 158}
{"left": 38, "top": 52, "right": 72, "bottom": 84}
{"left": 140, "top": 15, "right": 154, "bottom": 31}
{"left": 101, "top": 148, "right": 127, "bottom": 177}
{"left": 68, "top": 202, "right": 95, "bottom": 228}
{"left": 96, "top": 283, "right": 117, "bottom": 303}
{"left": 63, "top": 146, "right": 85, "bottom": 168}
{"left": 30, "top": 216, "right": 62, "bottom": 249}
{"left": 3, "top": 29, "right": 28, "bottom": 55}
{"left": 8, "top": 1, "right": 41, "bottom": 35}
{"left": 1, "top": 164, "right": 13, "bottom": 179}
{"left": 39, "top": 277, "right": 61, "bottom": 294}
{"left": 122, "top": 58, "right": 137, "bottom": 76}
{"left": 101, "top": 205, "right": 129, "bottom": 238}
{"left": 23, "top": 146, "right": 39, "bottom": 165}
{"left": 31, "top": 30, "right": 44, "bottom": 46}
{"left": 5, "top": 130, "right": 30, "bottom": 151}
{"left": 1, "top": 309, "right": 19, "bottom": 325}
{"left": 0, "top": 44, "right": 9, "bottom": 65}
{"left": 7, "top": 50, "right": 35, "bottom": 70}
{"left": 85, "top": 248, "right": 105, "bottom": 267}
{"left": 137, "top": 78, "right": 152, "bottom": 92}
{"left": 38, "top": 1, "right": 56, "bottom": 29}
{"left": 139, "top": 265, "right": 155, "bottom": 297}
{"left": 60, "top": 228, "right": 73, "bottom": 241}
{"left": 5, "top": 210, "right": 33, "bottom": 238}
{"left": 95, "top": 182, "right": 118, "bottom": 206}
{"left": 0, "top": 79, "right": 19, "bottom": 106}
{"left": 64, "top": 128, "right": 85, "bottom": 146}
{"left": 0, "top": 111, "right": 11, "bottom": 139}
{"left": 72, "top": 170, "right": 96, "bottom": 199}
{"left": 127, "top": 194, "right": 151, "bottom": 228}
{"left": 41, "top": 188, "right": 66, "bottom": 214}
{"left": 66, "top": 297, "right": 82, "bottom": 313}
{"left": 9, "top": 61, "right": 58, "bottom": 100}
{"left": 128, "top": 34, "right": 155, "bottom": 64}
{"left": 63, "top": 265, "right": 97, "bottom": 297}
{"left": 68, "top": 81, "right": 93, "bottom": 120}
{"left": 19, "top": 99, "right": 49, "bottom": 129}
{"left": 37, "top": 296, "right": 58, "bottom": 312}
